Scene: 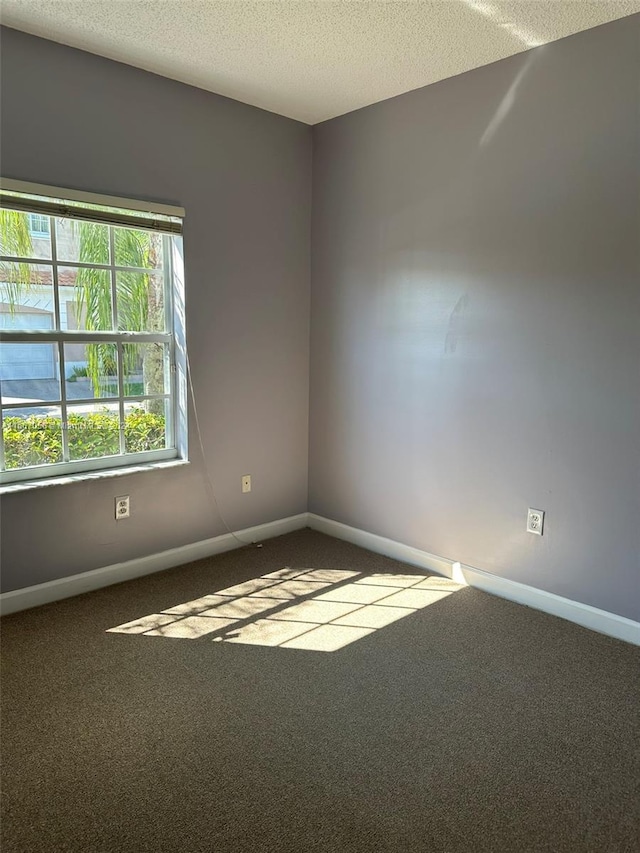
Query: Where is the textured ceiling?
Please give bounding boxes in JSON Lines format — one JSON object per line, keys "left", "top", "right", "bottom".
{"left": 2, "top": 1, "right": 639, "bottom": 124}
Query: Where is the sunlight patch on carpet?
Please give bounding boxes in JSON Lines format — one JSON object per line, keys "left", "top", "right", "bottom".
{"left": 107, "top": 570, "right": 464, "bottom": 651}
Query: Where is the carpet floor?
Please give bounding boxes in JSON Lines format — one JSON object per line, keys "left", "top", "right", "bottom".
{"left": 1, "top": 528, "right": 638, "bottom": 852}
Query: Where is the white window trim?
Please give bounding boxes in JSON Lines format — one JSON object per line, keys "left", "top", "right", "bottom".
{"left": 1, "top": 177, "right": 185, "bottom": 219}
{"left": 0, "top": 180, "right": 188, "bottom": 487}
{"left": 0, "top": 458, "right": 191, "bottom": 495}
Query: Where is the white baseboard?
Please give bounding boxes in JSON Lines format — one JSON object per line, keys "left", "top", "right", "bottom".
{"left": 308, "top": 513, "right": 453, "bottom": 577}
{"left": 307, "top": 513, "right": 640, "bottom": 646}
{"left": 4, "top": 510, "right": 638, "bottom": 646}
{"left": 0, "top": 513, "right": 308, "bottom": 617}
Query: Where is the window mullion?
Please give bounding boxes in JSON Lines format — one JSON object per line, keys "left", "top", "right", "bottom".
{"left": 49, "top": 216, "right": 62, "bottom": 332}
{"left": 109, "top": 226, "right": 118, "bottom": 330}
{"left": 0, "top": 257, "right": 163, "bottom": 276}
{"left": 59, "top": 342, "right": 70, "bottom": 462}
{"left": 117, "top": 342, "right": 126, "bottom": 456}
{"left": 0, "top": 331, "right": 171, "bottom": 344}
{"left": 0, "top": 255, "right": 54, "bottom": 267}
{"left": 2, "top": 399, "right": 62, "bottom": 411}
{"left": 110, "top": 227, "right": 126, "bottom": 456}
{"left": 50, "top": 218, "right": 70, "bottom": 462}
{"left": 163, "top": 234, "right": 175, "bottom": 450}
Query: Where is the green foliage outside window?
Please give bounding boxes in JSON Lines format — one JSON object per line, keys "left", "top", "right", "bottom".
{"left": 2, "top": 408, "right": 165, "bottom": 470}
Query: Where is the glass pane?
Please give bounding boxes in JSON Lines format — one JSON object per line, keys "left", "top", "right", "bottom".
{"left": 2, "top": 409, "right": 63, "bottom": 469}
{"left": 113, "top": 228, "right": 163, "bottom": 270}
{"left": 67, "top": 402, "right": 121, "bottom": 461}
{"left": 55, "top": 218, "right": 110, "bottom": 265}
{"left": 58, "top": 266, "right": 113, "bottom": 331}
{"left": 124, "top": 400, "right": 167, "bottom": 453}
{"left": 0, "top": 262, "right": 55, "bottom": 329}
{"left": 64, "top": 343, "right": 118, "bottom": 400}
{"left": 0, "top": 209, "right": 52, "bottom": 260}
{"left": 0, "top": 342, "right": 60, "bottom": 404}
{"left": 122, "top": 342, "right": 169, "bottom": 396}
{"left": 116, "top": 271, "right": 165, "bottom": 332}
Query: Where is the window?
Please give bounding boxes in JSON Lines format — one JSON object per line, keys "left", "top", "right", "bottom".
{"left": 0, "top": 179, "right": 186, "bottom": 486}
{"left": 28, "top": 213, "right": 50, "bottom": 238}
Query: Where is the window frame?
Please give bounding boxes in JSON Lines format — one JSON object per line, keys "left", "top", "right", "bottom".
{"left": 0, "top": 180, "right": 187, "bottom": 486}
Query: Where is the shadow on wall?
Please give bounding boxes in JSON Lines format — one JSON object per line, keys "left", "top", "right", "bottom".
{"left": 107, "top": 568, "right": 465, "bottom": 652}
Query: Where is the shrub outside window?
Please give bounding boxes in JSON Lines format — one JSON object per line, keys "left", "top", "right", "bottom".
{"left": 0, "top": 180, "right": 186, "bottom": 486}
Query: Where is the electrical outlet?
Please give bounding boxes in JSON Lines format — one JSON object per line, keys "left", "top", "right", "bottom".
{"left": 115, "top": 495, "right": 130, "bottom": 520}
{"left": 241, "top": 475, "right": 251, "bottom": 494}
{"left": 527, "top": 508, "right": 544, "bottom": 535}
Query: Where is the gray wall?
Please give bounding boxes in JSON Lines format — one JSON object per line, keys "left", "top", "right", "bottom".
{"left": 3, "top": 19, "right": 639, "bottom": 622}
{"left": 309, "top": 17, "right": 640, "bottom": 621}
{"left": 0, "top": 28, "right": 312, "bottom": 592}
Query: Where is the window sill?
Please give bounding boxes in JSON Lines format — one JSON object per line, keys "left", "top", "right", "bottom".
{"left": 0, "top": 459, "right": 190, "bottom": 495}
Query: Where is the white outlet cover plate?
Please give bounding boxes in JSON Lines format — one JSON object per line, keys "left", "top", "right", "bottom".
{"left": 242, "top": 475, "right": 251, "bottom": 494}
{"left": 527, "top": 508, "right": 544, "bottom": 535}
{"left": 115, "top": 496, "right": 130, "bottom": 520}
